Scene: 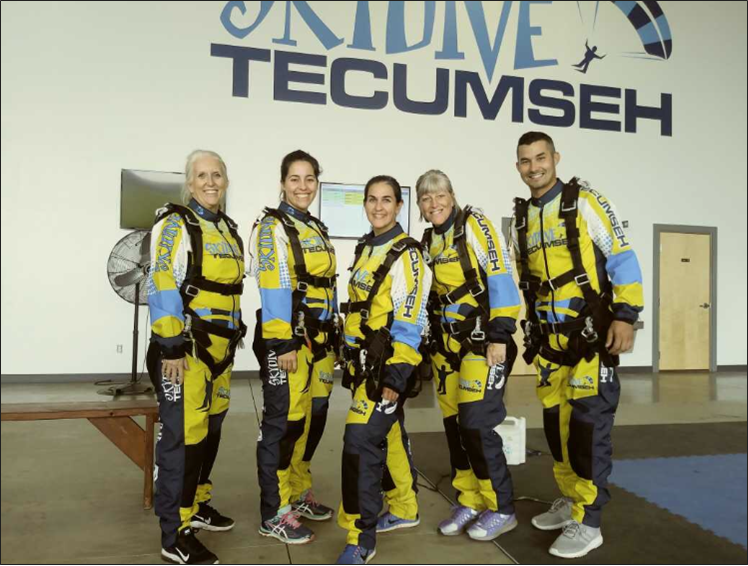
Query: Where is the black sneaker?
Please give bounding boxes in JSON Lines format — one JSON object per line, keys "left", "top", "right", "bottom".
{"left": 292, "top": 490, "right": 334, "bottom": 521}
{"left": 162, "top": 527, "right": 219, "bottom": 565}
{"left": 190, "top": 502, "right": 236, "bottom": 532}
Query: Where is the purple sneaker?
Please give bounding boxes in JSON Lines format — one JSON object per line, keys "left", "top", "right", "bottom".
{"left": 467, "top": 510, "right": 518, "bottom": 541}
{"left": 438, "top": 505, "right": 479, "bottom": 536}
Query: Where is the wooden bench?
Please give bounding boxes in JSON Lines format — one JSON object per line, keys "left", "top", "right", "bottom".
{"left": 1, "top": 400, "right": 159, "bottom": 509}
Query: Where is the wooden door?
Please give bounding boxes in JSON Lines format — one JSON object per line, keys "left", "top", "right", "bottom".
{"left": 659, "top": 232, "right": 711, "bottom": 370}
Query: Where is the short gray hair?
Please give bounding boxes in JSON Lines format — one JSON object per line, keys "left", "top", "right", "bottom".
{"left": 181, "top": 149, "right": 229, "bottom": 205}
{"left": 415, "top": 169, "right": 460, "bottom": 221}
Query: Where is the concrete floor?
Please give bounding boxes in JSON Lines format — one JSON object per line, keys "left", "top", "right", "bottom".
{"left": 1, "top": 371, "right": 746, "bottom": 564}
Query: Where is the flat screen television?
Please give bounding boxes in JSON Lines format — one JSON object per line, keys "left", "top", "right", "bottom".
{"left": 120, "top": 169, "right": 185, "bottom": 230}
{"left": 318, "top": 182, "right": 411, "bottom": 239}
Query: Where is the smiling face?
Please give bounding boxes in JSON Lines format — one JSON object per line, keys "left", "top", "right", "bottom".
{"left": 282, "top": 160, "right": 318, "bottom": 212}
{"left": 516, "top": 140, "right": 561, "bottom": 199}
{"left": 365, "top": 182, "right": 403, "bottom": 235}
{"left": 188, "top": 154, "right": 227, "bottom": 213}
{"left": 418, "top": 188, "right": 454, "bottom": 227}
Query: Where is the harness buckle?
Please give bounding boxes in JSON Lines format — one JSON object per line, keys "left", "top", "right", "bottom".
{"left": 518, "top": 280, "right": 531, "bottom": 292}
{"left": 469, "top": 285, "right": 485, "bottom": 298}
{"left": 359, "top": 348, "right": 368, "bottom": 372}
{"left": 547, "top": 277, "right": 558, "bottom": 292}
{"left": 360, "top": 309, "right": 370, "bottom": 321}
{"left": 515, "top": 216, "right": 526, "bottom": 231}
{"left": 453, "top": 226, "right": 465, "bottom": 240}
{"left": 185, "top": 284, "right": 200, "bottom": 297}
{"left": 574, "top": 273, "right": 590, "bottom": 287}
{"left": 294, "top": 312, "right": 306, "bottom": 337}
{"left": 184, "top": 213, "right": 200, "bottom": 227}
{"left": 296, "top": 281, "right": 309, "bottom": 292}
{"left": 470, "top": 317, "right": 485, "bottom": 342}
{"left": 561, "top": 199, "right": 578, "bottom": 213}
{"left": 184, "top": 314, "right": 193, "bottom": 333}
{"left": 442, "top": 292, "right": 456, "bottom": 305}
{"left": 581, "top": 316, "right": 598, "bottom": 343}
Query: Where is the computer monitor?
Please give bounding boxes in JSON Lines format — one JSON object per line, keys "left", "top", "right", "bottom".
{"left": 318, "top": 182, "right": 411, "bottom": 239}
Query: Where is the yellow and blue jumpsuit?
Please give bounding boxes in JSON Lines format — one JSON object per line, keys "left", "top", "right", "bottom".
{"left": 338, "top": 224, "right": 432, "bottom": 551}
{"left": 426, "top": 207, "right": 520, "bottom": 515}
{"left": 511, "top": 179, "right": 644, "bottom": 528}
{"left": 251, "top": 201, "right": 338, "bottom": 522}
{"left": 147, "top": 199, "right": 245, "bottom": 549}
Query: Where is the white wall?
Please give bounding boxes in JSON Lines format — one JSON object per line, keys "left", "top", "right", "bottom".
{"left": 2, "top": 1, "right": 746, "bottom": 375}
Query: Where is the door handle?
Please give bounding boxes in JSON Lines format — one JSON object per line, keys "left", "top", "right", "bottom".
{"left": 699, "top": 303, "right": 711, "bottom": 309}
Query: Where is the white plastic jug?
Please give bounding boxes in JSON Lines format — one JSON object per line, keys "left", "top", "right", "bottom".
{"left": 494, "top": 416, "right": 526, "bottom": 465}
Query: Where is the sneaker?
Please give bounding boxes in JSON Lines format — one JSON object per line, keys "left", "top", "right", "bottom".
{"left": 161, "top": 527, "right": 219, "bottom": 565}
{"left": 259, "top": 509, "right": 315, "bottom": 545}
{"left": 376, "top": 512, "right": 420, "bottom": 533}
{"left": 548, "top": 521, "right": 603, "bottom": 559}
{"left": 438, "top": 505, "right": 479, "bottom": 536}
{"left": 467, "top": 510, "right": 518, "bottom": 541}
{"left": 292, "top": 489, "right": 334, "bottom": 521}
{"left": 336, "top": 544, "right": 376, "bottom": 565}
{"left": 531, "top": 497, "right": 574, "bottom": 531}
{"left": 190, "top": 502, "right": 235, "bottom": 532}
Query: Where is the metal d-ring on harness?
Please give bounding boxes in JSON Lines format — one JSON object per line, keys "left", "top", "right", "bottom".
{"left": 514, "top": 178, "right": 617, "bottom": 368}
{"left": 340, "top": 236, "right": 423, "bottom": 400}
{"left": 153, "top": 204, "right": 248, "bottom": 379}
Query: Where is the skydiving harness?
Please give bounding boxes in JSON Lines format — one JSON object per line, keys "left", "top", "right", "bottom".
{"left": 340, "top": 236, "right": 423, "bottom": 399}
{"left": 514, "top": 177, "right": 617, "bottom": 368}
{"left": 153, "top": 203, "right": 248, "bottom": 379}
{"left": 257, "top": 207, "right": 339, "bottom": 360}
{"left": 421, "top": 206, "right": 493, "bottom": 371}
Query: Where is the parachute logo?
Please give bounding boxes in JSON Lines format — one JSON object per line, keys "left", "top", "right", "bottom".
{"left": 574, "top": 1, "right": 672, "bottom": 73}
{"left": 609, "top": 1, "right": 672, "bottom": 59}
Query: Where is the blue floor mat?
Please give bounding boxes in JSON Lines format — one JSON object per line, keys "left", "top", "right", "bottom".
{"left": 610, "top": 453, "right": 748, "bottom": 548}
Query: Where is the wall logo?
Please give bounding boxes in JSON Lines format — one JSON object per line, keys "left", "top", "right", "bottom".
{"left": 212, "top": 1, "right": 673, "bottom": 136}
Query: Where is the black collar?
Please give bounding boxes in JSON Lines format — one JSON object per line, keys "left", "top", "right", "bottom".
{"left": 531, "top": 179, "right": 563, "bottom": 207}
{"left": 188, "top": 198, "right": 220, "bottom": 222}
{"left": 434, "top": 208, "right": 457, "bottom": 235}
{"left": 365, "top": 223, "right": 404, "bottom": 246}
{"left": 279, "top": 201, "right": 315, "bottom": 224}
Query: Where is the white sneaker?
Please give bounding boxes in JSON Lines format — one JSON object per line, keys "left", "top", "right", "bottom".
{"left": 531, "top": 497, "right": 573, "bottom": 531}
{"left": 548, "top": 521, "right": 603, "bottom": 559}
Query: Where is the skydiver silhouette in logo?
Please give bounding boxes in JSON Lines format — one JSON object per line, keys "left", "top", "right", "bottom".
{"left": 538, "top": 360, "right": 557, "bottom": 388}
{"left": 437, "top": 364, "right": 449, "bottom": 395}
{"left": 573, "top": 40, "right": 606, "bottom": 73}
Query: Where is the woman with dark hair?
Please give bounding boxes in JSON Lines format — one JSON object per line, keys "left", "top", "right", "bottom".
{"left": 335, "top": 175, "right": 432, "bottom": 564}
{"left": 251, "top": 150, "right": 339, "bottom": 545}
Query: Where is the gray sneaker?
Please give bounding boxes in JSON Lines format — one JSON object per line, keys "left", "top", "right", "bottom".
{"left": 548, "top": 521, "right": 603, "bottom": 559}
{"left": 531, "top": 497, "right": 573, "bottom": 531}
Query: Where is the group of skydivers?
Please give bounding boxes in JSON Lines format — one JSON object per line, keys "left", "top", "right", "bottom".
{"left": 146, "top": 130, "right": 644, "bottom": 565}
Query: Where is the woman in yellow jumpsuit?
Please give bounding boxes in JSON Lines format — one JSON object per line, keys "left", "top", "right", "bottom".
{"left": 147, "top": 149, "right": 245, "bottom": 565}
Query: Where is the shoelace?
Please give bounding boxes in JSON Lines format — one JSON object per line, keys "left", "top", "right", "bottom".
{"left": 280, "top": 510, "right": 303, "bottom": 529}
{"left": 550, "top": 497, "right": 571, "bottom": 513}
{"left": 451, "top": 505, "right": 477, "bottom": 523}
{"left": 562, "top": 521, "right": 581, "bottom": 538}
{"left": 304, "top": 490, "right": 320, "bottom": 506}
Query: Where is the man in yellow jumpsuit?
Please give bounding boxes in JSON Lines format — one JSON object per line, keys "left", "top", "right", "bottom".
{"left": 512, "top": 132, "right": 644, "bottom": 559}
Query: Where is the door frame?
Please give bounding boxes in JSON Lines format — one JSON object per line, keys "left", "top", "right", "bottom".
{"left": 652, "top": 225, "right": 718, "bottom": 373}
